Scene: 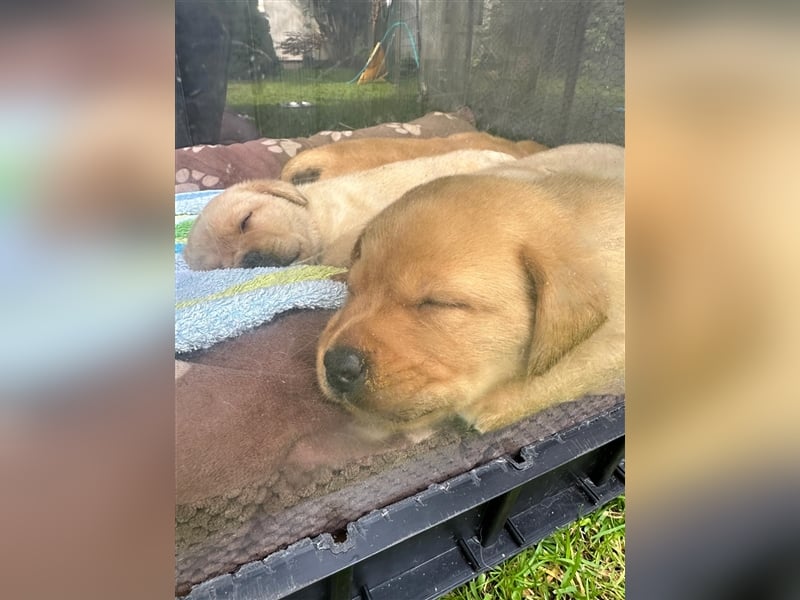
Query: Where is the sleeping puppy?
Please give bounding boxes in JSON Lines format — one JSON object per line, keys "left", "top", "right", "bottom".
{"left": 481, "top": 142, "right": 624, "bottom": 182}
{"left": 280, "top": 131, "right": 547, "bottom": 184}
{"left": 183, "top": 149, "right": 516, "bottom": 270}
{"left": 316, "top": 144, "right": 624, "bottom": 435}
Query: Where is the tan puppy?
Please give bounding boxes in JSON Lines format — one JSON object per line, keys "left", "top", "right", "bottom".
{"left": 281, "top": 131, "right": 547, "bottom": 184}
{"left": 317, "top": 144, "right": 624, "bottom": 435}
{"left": 183, "top": 149, "right": 516, "bottom": 270}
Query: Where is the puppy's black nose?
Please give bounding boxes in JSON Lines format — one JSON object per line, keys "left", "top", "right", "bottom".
{"left": 323, "top": 346, "right": 366, "bottom": 396}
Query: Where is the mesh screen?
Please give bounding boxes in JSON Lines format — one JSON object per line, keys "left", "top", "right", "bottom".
{"left": 418, "top": 0, "right": 624, "bottom": 145}
{"left": 175, "top": 0, "right": 624, "bottom": 145}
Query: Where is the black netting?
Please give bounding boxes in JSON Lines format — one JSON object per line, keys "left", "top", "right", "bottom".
{"left": 176, "top": 0, "right": 623, "bottom": 146}
{"left": 419, "top": 0, "right": 624, "bottom": 145}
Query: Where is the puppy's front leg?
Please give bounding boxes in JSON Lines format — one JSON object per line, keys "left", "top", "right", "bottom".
{"left": 461, "top": 379, "right": 541, "bottom": 433}
{"left": 461, "top": 330, "right": 625, "bottom": 433}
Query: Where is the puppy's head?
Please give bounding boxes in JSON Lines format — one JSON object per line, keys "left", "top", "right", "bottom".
{"left": 183, "top": 179, "right": 321, "bottom": 270}
{"left": 316, "top": 175, "right": 608, "bottom": 434}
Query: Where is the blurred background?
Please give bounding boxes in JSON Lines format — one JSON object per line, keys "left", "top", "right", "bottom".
{"left": 0, "top": 4, "right": 175, "bottom": 600}
{"left": 626, "top": 5, "right": 800, "bottom": 599}
{"left": 1, "top": 1, "right": 799, "bottom": 599}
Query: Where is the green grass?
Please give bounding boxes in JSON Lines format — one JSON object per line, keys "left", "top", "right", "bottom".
{"left": 443, "top": 496, "right": 625, "bottom": 600}
{"left": 226, "top": 68, "right": 418, "bottom": 105}
{"left": 226, "top": 67, "right": 422, "bottom": 138}
{"left": 224, "top": 65, "right": 622, "bottom": 144}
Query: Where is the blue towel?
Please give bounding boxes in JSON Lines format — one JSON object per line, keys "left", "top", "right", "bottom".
{"left": 175, "top": 191, "right": 347, "bottom": 355}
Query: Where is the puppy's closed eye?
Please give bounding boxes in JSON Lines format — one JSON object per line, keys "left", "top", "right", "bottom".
{"left": 415, "top": 298, "right": 470, "bottom": 311}
{"left": 239, "top": 211, "right": 253, "bottom": 233}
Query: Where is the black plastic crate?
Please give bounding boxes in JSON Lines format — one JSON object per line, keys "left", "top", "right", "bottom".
{"left": 183, "top": 403, "right": 624, "bottom": 600}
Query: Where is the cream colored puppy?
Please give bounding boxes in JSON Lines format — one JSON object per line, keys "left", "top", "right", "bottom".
{"left": 481, "top": 142, "right": 624, "bottom": 183}
{"left": 183, "top": 149, "right": 516, "bottom": 270}
{"left": 317, "top": 143, "right": 624, "bottom": 435}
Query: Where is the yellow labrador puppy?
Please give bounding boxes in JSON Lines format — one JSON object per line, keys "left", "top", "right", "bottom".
{"left": 281, "top": 131, "right": 547, "bottom": 184}
{"left": 317, "top": 143, "right": 624, "bottom": 435}
{"left": 183, "top": 149, "right": 516, "bottom": 270}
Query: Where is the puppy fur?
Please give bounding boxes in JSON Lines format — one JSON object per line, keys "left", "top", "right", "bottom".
{"left": 316, "top": 144, "right": 624, "bottom": 434}
{"left": 280, "top": 131, "right": 548, "bottom": 184}
{"left": 183, "top": 149, "right": 517, "bottom": 270}
{"left": 481, "top": 142, "right": 624, "bottom": 182}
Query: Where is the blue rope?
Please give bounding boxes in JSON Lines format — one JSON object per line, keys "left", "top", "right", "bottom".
{"left": 347, "top": 21, "right": 420, "bottom": 84}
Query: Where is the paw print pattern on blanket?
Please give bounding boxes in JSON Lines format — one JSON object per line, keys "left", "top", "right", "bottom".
{"left": 183, "top": 144, "right": 222, "bottom": 153}
{"left": 383, "top": 122, "right": 422, "bottom": 135}
{"left": 317, "top": 130, "right": 354, "bottom": 142}
{"left": 261, "top": 138, "right": 303, "bottom": 157}
{"left": 176, "top": 168, "right": 221, "bottom": 193}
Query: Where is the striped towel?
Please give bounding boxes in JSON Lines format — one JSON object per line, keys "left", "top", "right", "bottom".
{"left": 175, "top": 190, "right": 346, "bottom": 354}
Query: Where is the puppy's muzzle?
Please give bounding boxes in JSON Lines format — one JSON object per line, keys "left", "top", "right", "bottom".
{"left": 240, "top": 250, "right": 299, "bottom": 268}
{"left": 323, "top": 346, "right": 367, "bottom": 398}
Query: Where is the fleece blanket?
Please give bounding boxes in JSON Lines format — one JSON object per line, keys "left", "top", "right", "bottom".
{"left": 175, "top": 310, "right": 624, "bottom": 594}
{"left": 174, "top": 190, "right": 347, "bottom": 354}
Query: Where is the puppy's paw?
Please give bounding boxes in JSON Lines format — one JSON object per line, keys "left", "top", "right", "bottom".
{"left": 459, "top": 382, "right": 524, "bottom": 434}
{"left": 466, "top": 413, "right": 504, "bottom": 434}
{"left": 459, "top": 401, "right": 509, "bottom": 434}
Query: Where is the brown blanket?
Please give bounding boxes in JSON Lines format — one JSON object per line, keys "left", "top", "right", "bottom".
{"left": 176, "top": 309, "right": 623, "bottom": 594}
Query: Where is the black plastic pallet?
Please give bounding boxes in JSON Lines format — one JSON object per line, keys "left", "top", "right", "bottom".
{"left": 184, "top": 404, "right": 624, "bottom": 600}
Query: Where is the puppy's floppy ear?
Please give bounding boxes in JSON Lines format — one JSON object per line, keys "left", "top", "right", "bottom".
{"left": 290, "top": 168, "right": 321, "bottom": 185}
{"left": 521, "top": 244, "right": 608, "bottom": 375}
{"left": 243, "top": 179, "right": 309, "bottom": 207}
{"left": 350, "top": 234, "right": 363, "bottom": 263}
